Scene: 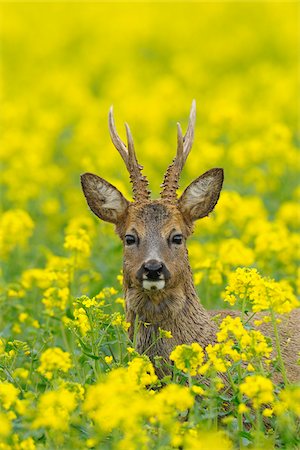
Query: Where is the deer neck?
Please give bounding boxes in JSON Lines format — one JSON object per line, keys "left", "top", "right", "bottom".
{"left": 124, "top": 262, "right": 217, "bottom": 355}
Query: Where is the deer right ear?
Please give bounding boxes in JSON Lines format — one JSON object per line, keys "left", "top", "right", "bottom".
{"left": 81, "top": 173, "right": 129, "bottom": 224}
{"left": 178, "top": 168, "right": 224, "bottom": 223}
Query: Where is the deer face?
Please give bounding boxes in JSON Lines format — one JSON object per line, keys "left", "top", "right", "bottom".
{"left": 81, "top": 102, "right": 224, "bottom": 294}
{"left": 122, "top": 202, "right": 186, "bottom": 291}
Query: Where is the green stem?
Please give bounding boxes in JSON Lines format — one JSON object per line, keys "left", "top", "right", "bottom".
{"left": 255, "top": 409, "right": 261, "bottom": 448}
{"left": 237, "top": 364, "right": 244, "bottom": 447}
{"left": 270, "top": 309, "right": 289, "bottom": 385}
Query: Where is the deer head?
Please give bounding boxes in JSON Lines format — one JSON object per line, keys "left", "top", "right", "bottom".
{"left": 81, "top": 101, "right": 223, "bottom": 295}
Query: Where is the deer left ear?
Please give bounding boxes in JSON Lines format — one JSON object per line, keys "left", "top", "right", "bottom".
{"left": 81, "top": 173, "right": 129, "bottom": 224}
{"left": 178, "top": 168, "right": 224, "bottom": 222}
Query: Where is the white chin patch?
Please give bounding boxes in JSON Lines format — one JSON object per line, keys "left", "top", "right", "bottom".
{"left": 143, "top": 280, "right": 165, "bottom": 291}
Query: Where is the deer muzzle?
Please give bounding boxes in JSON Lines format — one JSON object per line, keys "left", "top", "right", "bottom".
{"left": 137, "top": 259, "right": 170, "bottom": 291}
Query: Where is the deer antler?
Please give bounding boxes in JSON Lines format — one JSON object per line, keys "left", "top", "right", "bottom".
{"left": 160, "top": 100, "right": 196, "bottom": 202}
{"left": 108, "top": 106, "right": 150, "bottom": 203}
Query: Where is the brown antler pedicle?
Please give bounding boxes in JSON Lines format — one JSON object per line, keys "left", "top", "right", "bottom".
{"left": 160, "top": 100, "right": 196, "bottom": 202}
{"left": 108, "top": 106, "right": 150, "bottom": 203}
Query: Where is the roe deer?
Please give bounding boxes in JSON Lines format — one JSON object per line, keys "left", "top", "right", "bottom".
{"left": 81, "top": 101, "right": 300, "bottom": 383}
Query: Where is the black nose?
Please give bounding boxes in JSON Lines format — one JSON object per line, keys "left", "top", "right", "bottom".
{"left": 143, "top": 260, "right": 164, "bottom": 280}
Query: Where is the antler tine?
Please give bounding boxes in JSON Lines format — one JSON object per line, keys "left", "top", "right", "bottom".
{"left": 108, "top": 106, "right": 129, "bottom": 165}
{"left": 160, "top": 100, "right": 196, "bottom": 202}
{"left": 108, "top": 106, "right": 150, "bottom": 203}
{"left": 125, "top": 123, "right": 138, "bottom": 168}
{"left": 182, "top": 99, "right": 196, "bottom": 164}
{"left": 176, "top": 122, "right": 184, "bottom": 160}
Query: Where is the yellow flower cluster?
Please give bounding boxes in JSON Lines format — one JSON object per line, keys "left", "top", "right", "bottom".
{"left": 217, "top": 316, "right": 272, "bottom": 360}
{"left": 128, "top": 356, "right": 158, "bottom": 386}
{"left": 64, "top": 228, "right": 91, "bottom": 258}
{"left": 182, "top": 429, "right": 232, "bottom": 450}
{"left": 111, "top": 312, "right": 131, "bottom": 331}
{"left": 171, "top": 316, "right": 273, "bottom": 377}
{"left": 42, "top": 286, "right": 70, "bottom": 316}
{"left": 223, "top": 268, "right": 299, "bottom": 314}
{"left": 32, "top": 387, "right": 77, "bottom": 432}
{"left": 170, "top": 343, "right": 204, "bottom": 376}
{"left": 37, "top": 347, "right": 72, "bottom": 380}
{"left": 239, "top": 375, "right": 274, "bottom": 409}
{"left": 0, "top": 209, "right": 34, "bottom": 258}
{"left": 0, "top": 382, "right": 19, "bottom": 410}
{"left": 274, "top": 386, "right": 300, "bottom": 416}
{"left": 83, "top": 360, "right": 193, "bottom": 448}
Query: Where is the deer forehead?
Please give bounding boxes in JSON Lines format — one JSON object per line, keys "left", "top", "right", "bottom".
{"left": 125, "top": 202, "right": 186, "bottom": 238}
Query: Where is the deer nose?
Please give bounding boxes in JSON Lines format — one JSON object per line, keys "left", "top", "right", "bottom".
{"left": 143, "top": 260, "right": 164, "bottom": 280}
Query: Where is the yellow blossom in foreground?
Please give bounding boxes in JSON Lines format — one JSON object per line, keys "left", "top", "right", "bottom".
{"left": 104, "top": 356, "right": 113, "bottom": 364}
{"left": 37, "top": 347, "right": 72, "bottom": 380}
{"left": 274, "top": 386, "right": 300, "bottom": 416}
{"left": 128, "top": 356, "right": 158, "bottom": 386}
{"left": 0, "top": 381, "right": 19, "bottom": 410}
{"left": 183, "top": 429, "right": 233, "bottom": 450}
{"left": 238, "top": 403, "right": 249, "bottom": 414}
{"left": 239, "top": 375, "right": 274, "bottom": 409}
{"left": 32, "top": 388, "right": 77, "bottom": 431}
{"left": 170, "top": 343, "right": 205, "bottom": 376}
{"left": 155, "top": 384, "right": 194, "bottom": 417}
{"left": 0, "top": 412, "right": 11, "bottom": 437}
{"left": 13, "top": 368, "right": 29, "bottom": 380}
{"left": 192, "top": 385, "right": 206, "bottom": 396}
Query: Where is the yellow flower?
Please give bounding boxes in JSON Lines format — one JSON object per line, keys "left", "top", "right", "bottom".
{"left": 192, "top": 385, "right": 206, "bottom": 396}
{"left": 274, "top": 386, "right": 300, "bottom": 416}
{"left": 158, "top": 327, "right": 173, "bottom": 339}
{"left": 128, "top": 356, "right": 158, "bottom": 386}
{"left": 183, "top": 429, "right": 232, "bottom": 450}
{"left": 104, "top": 356, "right": 113, "bottom": 364}
{"left": 64, "top": 228, "right": 91, "bottom": 257}
{"left": 0, "top": 381, "right": 19, "bottom": 410}
{"left": 37, "top": 347, "right": 72, "bottom": 380}
{"left": 223, "top": 268, "right": 299, "bottom": 314}
{"left": 32, "top": 388, "right": 77, "bottom": 431}
{"left": 115, "top": 297, "right": 125, "bottom": 308}
{"left": 239, "top": 375, "right": 274, "bottom": 409}
{"left": 0, "top": 209, "right": 34, "bottom": 258}
{"left": 127, "top": 347, "right": 135, "bottom": 354}
{"left": 73, "top": 307, "right": 91, "bottom": 335}
{"left": 42, "top": 286, "right": 70, "bottom": 316}
{"left": 0, "top": 412, "right": 11, "bottom": 437}
{"left": 13, "top": 368, "right": 29, "bottom": 380}
{"left": 18, "top": 313, "right": 28, "bottom": 323}
{"left": 170, "top": 343, "right": 205, "bottom": 376}
{"left": 238, "top": 403, "right": 249, "bottom": 414}
{"left": 111, "top": 312, "right": 130, "bottom": 331}
{"left": 262, "top": 408, "right": 273, "bottom": 417}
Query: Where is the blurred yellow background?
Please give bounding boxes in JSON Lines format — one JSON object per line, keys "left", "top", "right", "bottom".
{"left": 1, "top": 2, "right": 299, "bottom": 298}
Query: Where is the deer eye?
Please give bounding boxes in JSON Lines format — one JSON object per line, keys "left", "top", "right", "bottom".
{"left": 125, "top": 234, "right": 137, "bottom": 246}
{"left": 171, "top": 234, "right": 183, "bottom": 245}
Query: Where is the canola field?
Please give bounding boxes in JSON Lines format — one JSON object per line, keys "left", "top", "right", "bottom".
{"left": 0, "top": 2, "right": 299, "bottom": 449}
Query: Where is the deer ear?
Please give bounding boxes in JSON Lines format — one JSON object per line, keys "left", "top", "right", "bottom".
{"left": 178, "top": 168, "right": 224, "bottom": 222}
{"left": 81, "top": 173, "right": 129, "bottom": 224}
